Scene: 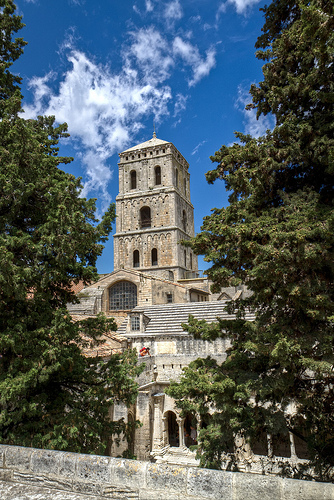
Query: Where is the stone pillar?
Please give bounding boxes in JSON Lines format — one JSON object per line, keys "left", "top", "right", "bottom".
{"left": 177, "top": 417, "right": 185, "bottom": 448}
{"left": 151, "top": 394, "right": 165, "bottom": 451}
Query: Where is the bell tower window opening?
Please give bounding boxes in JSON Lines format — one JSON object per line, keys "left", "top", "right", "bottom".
{"left": 133, "top": 250, "right": 140, "bottom": 268}
{"left": 109, "top": 281, "right": 137, "bottom": 310}
{"left": 130, "top": 170, "right": 137, "bottom": 189}
{"left": 155, "top": 166, "right": 161, "bottom": 185}
{"left": 151, "top": 248, "right": 158, "bottom": 266}
{"left": 182, "top": 210, "right": 187, "bottom": 232}
{"left": 140, "top": 206, "right": 151, "bottom": 228}
{"left": 175, "top": 168, "right": 179, "bottom": 188}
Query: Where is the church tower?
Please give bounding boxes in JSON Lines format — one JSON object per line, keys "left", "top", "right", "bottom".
{"left": 113, "top": 133, "right": 198, "bottom": 281}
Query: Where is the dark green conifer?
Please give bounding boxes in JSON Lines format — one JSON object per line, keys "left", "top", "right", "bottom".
{"left": 168, "top": 0, "right": 334, "bottom": 479}
{"left": 0, "top": 0, "right": 141, "bottom": 454}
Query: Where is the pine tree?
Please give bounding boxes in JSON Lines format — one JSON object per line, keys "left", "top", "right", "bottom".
{"left": 168, "top": 0, "right": 334, "bottom": 479}
{"left": 0, "top": 0, "right": 142, "bottom": 454}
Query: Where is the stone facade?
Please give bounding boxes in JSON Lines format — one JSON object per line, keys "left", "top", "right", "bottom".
{"left": 114, "top": 133, "right": 198, "bottom": 281}
{"left": 69, "top": 135, "right": 313, "bottom": 477}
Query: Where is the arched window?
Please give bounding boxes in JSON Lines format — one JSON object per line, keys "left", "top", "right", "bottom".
{"left": 182, "top": 210, "right": 187, "bottom": 232}
{"left": 140, "top": 206, "right": 151, "bottom": 228}
{"left": 130, "top": 170, "right": 137, "bottom": 189}
{"left": 184, "top": 178, "right": 187, "bottom": 194}
{"left": 133, "top": 250, "right": 140, "bottom": 267}
{"left": 109, "top": 281, "right": 137, "bottom": 310}
{"left": 151, "top": 248, "right": 158, "bottom": 266}
{"left": 155, "top": 166, "right": 161, "bottom": 185}
{"left": 166, "top": 411, "right": 179, "bottom": 447}
{"left": 175, "top": 168, "right": 179, "bottom": 188}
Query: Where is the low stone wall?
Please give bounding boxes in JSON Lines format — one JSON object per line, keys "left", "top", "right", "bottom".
{"left": 0, "top": 444, "right": 333, "bottom": 500}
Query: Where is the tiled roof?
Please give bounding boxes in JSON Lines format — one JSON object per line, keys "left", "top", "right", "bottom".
{"left": 117, "top": 301, "right": 256, "bottom": 337}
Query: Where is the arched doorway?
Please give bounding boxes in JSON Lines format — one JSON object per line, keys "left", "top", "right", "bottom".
{"left": 184, "top": 413, "right": 197, "bottom": 448}
{"left": 166, "top": 411, "right": 179, "bottom": 447}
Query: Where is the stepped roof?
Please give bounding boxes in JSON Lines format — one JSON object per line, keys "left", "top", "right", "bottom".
{"left": 117, "top": 301, "right": 255, "bottom": 337}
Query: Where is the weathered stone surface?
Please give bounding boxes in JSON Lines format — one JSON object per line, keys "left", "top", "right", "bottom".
{"left": 146, "top": 462, "right": 187, "bottom": 493}
{"left": 13, "top": 471, "right": 73, "bottom": 491}
{"left": 0, "top": 481, "right": 102, "bottom": 499}
{"left": 5, "top": 445, "right": 31, "bottom": 472}
{"left": 76, "top": 453, "right": 111, "bottom": 484}
{"left": 1, "top": 445, "right": 334, "bottom": 500}
{"left": 112, "top": 458, "right": 146, "bottom": 489}
{"left": 187, "top": 467, "right": 233, "bottom": 500}
{"left": 233, "top": 472, "right": 281, "bottom": 500}
{"left": 31, "top": 448, "right": 60, "bottom": 475}
{"left": 282, "top": 476, "right": 334, "bottom": 500}
{"left": 59, "top": 451, "right": 77, "bottom": 478}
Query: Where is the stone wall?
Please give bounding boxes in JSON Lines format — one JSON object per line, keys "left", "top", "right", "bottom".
{"left": 0, "top": 445, "right": 333, "bottom": 500}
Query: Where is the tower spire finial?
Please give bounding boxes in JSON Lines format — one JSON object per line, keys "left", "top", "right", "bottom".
{"left": 153, "top": 121, "right": 156, "bottom": 138}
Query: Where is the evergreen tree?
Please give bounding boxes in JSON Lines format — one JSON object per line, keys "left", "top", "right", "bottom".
{"left": 0, "top": 0, "right": 142, "bottom": 454}
{"left": 168, "top": 0, "right": 334, "bottom": 479}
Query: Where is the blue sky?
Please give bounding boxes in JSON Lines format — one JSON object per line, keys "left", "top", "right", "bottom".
{"left": 14, "top": 0, "right": 272, "bottom": 273}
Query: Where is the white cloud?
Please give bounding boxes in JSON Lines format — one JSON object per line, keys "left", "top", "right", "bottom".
{"left": 235, "top": 85, "right": 274, "bottom": 138}
{"left": 173, "top": 93, "right": 187, "bottom": 117}
{"left": 172, "top": 37, "right": 216, "bottom": 86}
{"left": 216, "top": 0, "right": 261, "bottom": 17}
{"left": 125, "top": 27, "right": 174, "bottom": 82}
{"left": 164, "top": 0, "right": 183, "bottom": 22}
{"left": 24, "top": 49, "right": 171, "bottom": 212}
{"left": 145, "top": 0, "right": 154, "bottom": 12}
{"left": 23, "top": 28, "right": 216, "bottom": 210}
{"left": 191, "top": 140, "right": 207, "bottom": 155}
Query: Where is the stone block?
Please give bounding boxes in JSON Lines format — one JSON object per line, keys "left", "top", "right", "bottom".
{"left": 187, "top": 467, "right": 233, "bottom": 500}
{"left": 233, "top": 472, "right": 281, "bottom": 500}
{"left": 5, "top": 445, "right": 32, "bottom": 472}
{"left": 112, "top": 458, "right": 146, "bottom": 489}
{"left": 0, "top": 446, "right": 4, "bottom": 468}
{"left": 59, "top": 451, "right": 77, "bottom": 478}
{"left": 146, "top": 463, "right": 187, "bottom": 494}
{"left": 76, "top": 454, "right": 111, "bottom": 484}
{"left": 282, "top": 476, "right": 334, "bottom": 500}
{"left": 31, "top": 448, "right": 60, "bottom": 475}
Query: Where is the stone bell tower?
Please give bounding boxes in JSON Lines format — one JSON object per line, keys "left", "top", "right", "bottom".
{"left": 113, "top": 133, "right": 198, "bottom": 281}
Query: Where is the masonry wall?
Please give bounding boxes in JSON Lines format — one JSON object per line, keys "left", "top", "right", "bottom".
{"left": 0, "top": 445, "right": 333, "bottom": 500}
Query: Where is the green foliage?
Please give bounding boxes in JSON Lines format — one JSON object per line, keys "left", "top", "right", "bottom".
{"left": 168, "top": 0, "right": 334, "bottom": 479}
{"left": 0, "top": 0, "right": 142, "bottom": 455}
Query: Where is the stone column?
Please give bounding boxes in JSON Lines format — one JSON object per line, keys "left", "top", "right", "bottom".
{"left": 151, "top": 394, "right": 165, "bottom": 451}
{"left": 177, "top": 417, "right": 185, "bottom": 448}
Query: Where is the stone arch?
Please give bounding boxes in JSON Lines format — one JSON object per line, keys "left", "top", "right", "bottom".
{"left": 133, "top": 249, "right": 140, "bottom": 268}
{"left": 109, "top": 281, "right": 137, "bottom": 311}
{"left": 182, "top": 209, "right": 187, "bottom": 232}
{"left": 130, "top": 170, "right": 137, "bottom": 190}
{"left": 184, "top": 413, "right": 198, "bottom": 448}
{"left": 165, "top": 411, "right": 179, "bottom": 447}
{"left": 155, "top": 165, "right": 161, "bottom": 185}
{"left": 151, "top": 248, "right": 158, "bottom": 266}
{"left": 140, "top": 206, "right": 151, "bottom": 228}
